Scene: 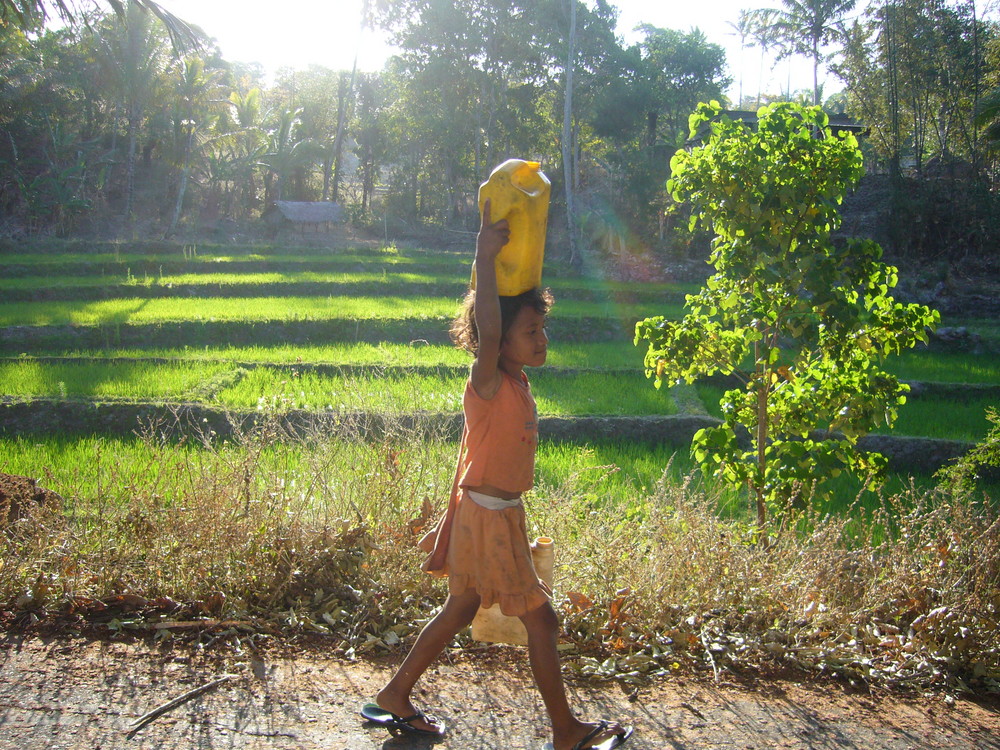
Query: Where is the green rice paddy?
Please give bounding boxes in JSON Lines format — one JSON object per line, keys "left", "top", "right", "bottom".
{"left": 695, "top": 384, "right": 995, "bottom": 442}
{"left": 0, "top": 359, "right": 232, "bottom": 400}
{"left": 0, "top": 433, "right": 693, "bottom": 515}
{"left": 30, "top": 340, "right": 642, "bottom": 368}
{"left": 0, "top": 297, "right": 682, "bottom": 327}
{"left": 1, "top": 238, "right": 997, "bottom": 465}
{"left": 0, "top": 431, "right": 956, "bottom": 525}
{"left": 0, "top": 270, "right": 455, "bottom": 290}
{"left": 0, "top": 359, "right": 678, "bottom": 416}
{"left": 885, "top": 350, "right": 1000, "bottom": 385}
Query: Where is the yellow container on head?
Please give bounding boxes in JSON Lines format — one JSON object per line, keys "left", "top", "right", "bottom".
{"left": 473, "top": 159, "right": 551, "bottom": 296}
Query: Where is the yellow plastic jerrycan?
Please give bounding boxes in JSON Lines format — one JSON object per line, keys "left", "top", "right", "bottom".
{"left": 471, "top": 537, "right": 554, "bottom": 646}
{"left": 472, "top": 159, "right": 551, "bottom": 296}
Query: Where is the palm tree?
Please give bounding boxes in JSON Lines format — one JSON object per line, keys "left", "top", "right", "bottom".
{"left": 261, "top": 108, "right": 322, "bottom": 203}
{"left": 974, "top": 86, "right": 1000, "bottom": 151}
{"left": 223, "top": 88, "right": 269, "bottom": 216}
{"left": 0, "top": 0, "right": 199, "bottom": 50}
{"left": 748, "top": 8, "right": 782, "bottom": 108}
{"left": 95, "top": 0, "right": 169, "bottom": 223}
{"left": 166, "top": 56, "right": 227, "bottom": 236}
{"left": 727, "top": 9, "right": 756, "bottom": 108}
{"left": 765, "top": 0, "right": 857, "bottom": 105}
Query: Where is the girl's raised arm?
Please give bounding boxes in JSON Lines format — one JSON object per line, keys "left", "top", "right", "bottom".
{"left": 470, "top": 199, "right": 509, "bottom": 399}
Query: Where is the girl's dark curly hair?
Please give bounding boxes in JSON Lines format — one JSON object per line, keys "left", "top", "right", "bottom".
{"left": 450, "top": 287, "right": 554, "bottom": 355}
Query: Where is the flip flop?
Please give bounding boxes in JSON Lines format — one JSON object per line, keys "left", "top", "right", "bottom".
{"left": 359, "top": 702, "right": 446, "bottom": 737}
{"left": 543, "top": 720, "right": 635, "bottom": 750}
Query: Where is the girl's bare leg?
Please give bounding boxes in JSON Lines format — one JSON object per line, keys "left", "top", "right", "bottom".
{"left": 521, "top": 602, "right": 628, "bottom": 750}
{"left": 375, "top": 588, "right": 482, "bottom": 732}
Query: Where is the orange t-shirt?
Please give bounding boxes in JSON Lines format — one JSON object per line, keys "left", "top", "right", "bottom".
{"left": 419, "top": 370, "right": 538, "bottom": 575}
{"left": 457, "top": 371, "right": 538, "bottom": 493}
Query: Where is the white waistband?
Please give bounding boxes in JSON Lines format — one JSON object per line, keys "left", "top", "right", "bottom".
{"left": 466, "top": 489, "right": 522, "bottom": 510}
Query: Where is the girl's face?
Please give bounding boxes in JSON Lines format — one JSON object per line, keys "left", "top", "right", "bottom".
{"left": 500, "top": 306, "right": 548, "bottom": 369}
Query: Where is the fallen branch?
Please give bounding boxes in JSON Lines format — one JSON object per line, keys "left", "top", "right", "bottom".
{"left": 148, "top": 619, "right": 252, "bottom": 630}
{"left": 125, "top": 674, "right": 235, "bottom": 738}
{"left": 700, "top": 629, "right": 720, "bottom": 683}
{"left": 680, "top": 701, "right": 707, "bottom": 720}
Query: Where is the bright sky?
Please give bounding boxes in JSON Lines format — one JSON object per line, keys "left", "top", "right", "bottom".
{"left": 159, "top": 0, "right": 845, "bottom": 102}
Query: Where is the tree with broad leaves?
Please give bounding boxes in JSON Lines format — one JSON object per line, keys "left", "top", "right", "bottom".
{"left": 635, "top": 102, "right": 940, "bottom": 527}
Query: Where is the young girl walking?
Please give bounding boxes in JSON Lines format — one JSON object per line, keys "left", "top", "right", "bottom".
{"left": 360, "top": 201, "right": 634, "bottom": 750}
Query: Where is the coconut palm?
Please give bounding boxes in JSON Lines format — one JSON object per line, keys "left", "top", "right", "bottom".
{"left": 222, "top": 88, "right": 269, "bottom": 216}
{"left": 727, "top": 9, "right": 757, "bottom": 108}
{"left": 95, "top": 0, "right": 169, "bottom": 222}
{"left": 748, "top": 8, "right": 782, "bottom": 108}
{"left": 764, "top": 0, "right": 857, "bottom": 105}
{"left": 974, "top": 86, "right": 1000, "bottom": 151}
{"left": 0, "top": 0, "right": 199, "bottom": 50}
{"left": 166, "top": 56, "right": 227, "bottom": 235}
{"left": 260, "top": 108, "right": 323, "bottom": 202}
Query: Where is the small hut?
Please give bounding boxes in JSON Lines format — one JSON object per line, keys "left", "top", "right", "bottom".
{"left": 262, "top": 201, "right": 344, "bottom": 234}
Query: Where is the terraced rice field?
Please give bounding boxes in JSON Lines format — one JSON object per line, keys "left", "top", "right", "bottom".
{"left": 1, "top": 238, "right": 997, "bottom": 489}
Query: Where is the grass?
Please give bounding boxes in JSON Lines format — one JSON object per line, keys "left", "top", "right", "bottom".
{"left": 696, "top": 384, "right": 994, "bottom": 442}
{"left": 885, "top": 350, "right": 1000, "bottom": 385}
{"left": 28, "top": 341, "right": 645, "bottom": 369}
{"left": 0, "top": 359, "right": 232, "bottom": 400}
{"left": 0, "top": 360, "right": 678, "bottom": 416}
{"left": 3, "top": 425, "right": 997, "bottom": 693}
{"left": 0, "top": 297, "right": 680, "bottom": 327}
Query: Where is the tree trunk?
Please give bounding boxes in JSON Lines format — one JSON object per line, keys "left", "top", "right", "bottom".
{"left": 813, "top": 37, "right": 820, "bottom": 106}
{"left": 124, "top": 114, "right": 139, "bottom": 225}
{"left": 755, "top": 382, "right": 768, "bottom": 527}
{"left": 332, "top": 60, "right": 358, "bottom": 203}
{"left": 167, "top": 126, "right": 195, "bottom": 236}
{"left": 562, "top": 0, "right": 578, "bottom": 267}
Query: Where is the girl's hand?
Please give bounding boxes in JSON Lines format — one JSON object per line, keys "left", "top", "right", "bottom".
{"left": 476, "top": 199, "right": 510, "bottom": 262}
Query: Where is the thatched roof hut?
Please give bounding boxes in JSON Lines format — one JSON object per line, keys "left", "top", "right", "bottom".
{"left": 262, "top": 201, "right": 344, "bottom": 233}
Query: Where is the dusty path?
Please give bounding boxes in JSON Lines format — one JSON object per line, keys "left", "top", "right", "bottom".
{"left": 1, "top": 634, "right": 998, "bottom": 750}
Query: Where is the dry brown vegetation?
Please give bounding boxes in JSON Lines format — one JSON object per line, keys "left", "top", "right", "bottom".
{"left": 1, "top": 412, "right": 998, "bottom": 696}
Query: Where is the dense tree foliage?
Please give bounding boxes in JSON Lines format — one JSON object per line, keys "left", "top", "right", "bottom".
{"left": 0, "top": 0, "right": 997, "bottom": 256}
{"left": 833, "top": 0, "right": 1000, "bottom": 257}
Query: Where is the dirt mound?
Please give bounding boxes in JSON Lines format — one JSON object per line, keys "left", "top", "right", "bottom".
{"left": 0, "top": 472, "right": 62, "bottom": 526}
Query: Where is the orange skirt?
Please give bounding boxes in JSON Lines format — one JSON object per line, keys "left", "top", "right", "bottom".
{"left": 424, "top": 490, "right": 550, "bottom": 617}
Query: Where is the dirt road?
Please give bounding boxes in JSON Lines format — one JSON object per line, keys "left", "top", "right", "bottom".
{"left": 1, "top": 634, "right": 998, "bottom": 749}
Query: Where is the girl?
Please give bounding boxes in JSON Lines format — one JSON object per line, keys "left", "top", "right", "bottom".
{"left": 361, "top": 201, "right": 634, "bottom": 750}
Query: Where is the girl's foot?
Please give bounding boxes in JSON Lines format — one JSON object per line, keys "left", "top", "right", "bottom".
{"left": 553, "top": 719, "right": 633, "bottom": 750}
{"left": 373, "top": 687, "right": 445, "bottom": 735}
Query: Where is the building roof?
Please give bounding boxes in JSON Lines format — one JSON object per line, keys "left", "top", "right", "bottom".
{"left": 685, "top": 109, "right": 869, "bottom": 146}
{"left": 720, "top": 109, "right": 868, "bottom": 135}
{"left": 265, "top": 201, "right": 343, "bottom": 223}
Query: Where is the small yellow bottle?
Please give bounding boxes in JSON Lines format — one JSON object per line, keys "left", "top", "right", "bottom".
{"left": 472, "top": 159, "right": 551, "bottom": 296}
{"left": 471, "top": 537, "right": 554, "bottom": 646}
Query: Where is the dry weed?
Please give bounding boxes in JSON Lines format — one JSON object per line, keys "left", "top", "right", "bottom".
{"left": 1, "top": 418, "right": 997, "bottom": 693}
